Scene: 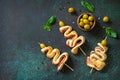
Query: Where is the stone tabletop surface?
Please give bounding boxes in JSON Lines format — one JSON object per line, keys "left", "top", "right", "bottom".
{"left": 0, "top": 0, "right": 120, "bottom": 80}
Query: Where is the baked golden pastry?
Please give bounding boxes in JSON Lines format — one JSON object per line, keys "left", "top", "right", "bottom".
{"left": 86, "top": 42, "right": 108, "bottom": 71}
{"left": 40, "top": 43, "right": 69, "bottom": 71}
{"left": 59, "top": 25, "right": 85, "bottom": 54}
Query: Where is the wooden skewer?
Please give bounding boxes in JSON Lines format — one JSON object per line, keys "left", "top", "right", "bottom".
{"left": 105, "top": 36, "right": 108, "bottom": 40}
{"left": 65, "top": 63, "right": 74, "bottom": 71}
{"left": 90, "top": 67, "right": 93, "bottom": 73}
{"left": 38, "top": 42, "right": 41, "bottom": 45}
{"left": 79, "top": 47, "right": 86, "bottom": 56}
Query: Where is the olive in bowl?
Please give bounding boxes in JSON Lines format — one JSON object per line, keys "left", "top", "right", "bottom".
{"left": 77, "top": 13, "right": 96, "bottom": 31}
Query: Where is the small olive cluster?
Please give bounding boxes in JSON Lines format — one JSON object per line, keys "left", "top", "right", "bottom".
{"left": 78, "top": 13, "right": 95, "bottom": 30}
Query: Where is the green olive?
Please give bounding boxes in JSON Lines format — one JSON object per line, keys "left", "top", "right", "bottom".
{"left": 79, "top": 21, "right": 84, "bottom": 27}
{"left": 88, "top": 16, "right": 94, "bottom": 21}
{"left": 83, "top": 19, "right": 89, "bottom": 24}
{"left": 59, "top": 21, "right": 65, "bottom": 27}
{"left": 101, "top": 39, "right": 107, "bottom": 46}
{"left": 68, "top": 7, "right": 75, "bottom": 13}
{"left": 80, "top": 18, "right": 83, "bottom": 22}
{"left": 103, "top": 16, "right": 109, "bottom": 23}
{"left": 83, "top": 14, "right": 88, "bottom": 19}
{"left": 40, "top": 43, "right": 46, "bottom": 48}
{"left": 89, "top": 21, "right": 93, "bottom": 26}
{"left": 84, "top": 24, "right": 90, "bottom": 30}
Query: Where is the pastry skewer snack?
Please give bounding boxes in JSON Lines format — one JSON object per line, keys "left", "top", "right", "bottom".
{"left": 39, "top": 42, "right": 74, "bottom": 71}
{"left": 59, "top": 25, "right": 86, "bottom": 55}
{"left": 86, "top": 37, "right": 108, "bottom": 73}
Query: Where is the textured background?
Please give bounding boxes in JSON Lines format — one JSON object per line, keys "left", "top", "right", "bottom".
{"left": 0, "top": 0, "right": 120, "bottom": 80}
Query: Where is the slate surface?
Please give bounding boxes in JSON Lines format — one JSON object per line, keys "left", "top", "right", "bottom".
{"left": 0, "top": 0, "right": 120, "bottom": 80}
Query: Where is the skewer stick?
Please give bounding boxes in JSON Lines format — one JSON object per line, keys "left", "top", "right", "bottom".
{"left": 90, "top": 67, "right": 93, "bottom": 73}
{"left": 38, "top": 42, "right": 40, "bottom": 44}
{"left": 79, "top": 47, "right": 86, "bottom": 56}
{"left": 65, "top": 63, "right": 74, "bottom": 71}
{"left": 105, "top": 36, "right": 108, "bottom": 40}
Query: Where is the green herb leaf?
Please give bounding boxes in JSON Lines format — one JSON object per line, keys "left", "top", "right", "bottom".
{"left": 42, "top": 16, "right": 56, "bottom": 31}
{"left": 105, "top": 27, "right": 117, "bottom": 38}
{"left": 47, "top": 16, "right": 56, "bottom": 25}
{"left": 42, "top": 25, "right": 51, "bottom": 31}
{"left": 81, "top": 0, "right": 94, "bottom": 12}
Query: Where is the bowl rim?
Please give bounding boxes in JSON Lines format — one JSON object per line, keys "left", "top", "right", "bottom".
{"left": 77, "top": 13, "right": 96, "bottom": 31}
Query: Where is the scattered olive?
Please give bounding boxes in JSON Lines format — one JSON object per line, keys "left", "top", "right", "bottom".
{"left": 103, "top": 16, "right": 109, "bottom": 23}
{"left": 59, "top": 21, "right": 65, "bottom": 27}
{"left": 68, "top": 7, "right": 75, "bottom": 13}
{"left": 40, "top": 43, "right": 46, "bottom": 49}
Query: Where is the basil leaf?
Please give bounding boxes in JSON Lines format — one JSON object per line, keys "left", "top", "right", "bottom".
{"left": 105, "top": 27, "right": 117, "bottom": 38}
{"left": 81, "top": 0, "right": 94, "bottom": 12}
{"left": 42, "top": 25, "right": 51, "bottom": 31}
{"left": 47, "top": 16, "right": 56, "bottom": 25}
{"left": 42, "top": 16, "right": 56, "bottom": 31}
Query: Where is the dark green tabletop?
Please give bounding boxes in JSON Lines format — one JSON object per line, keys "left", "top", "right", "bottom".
{"left": 0, "top": 0, "right": 120, "bottom": 80}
